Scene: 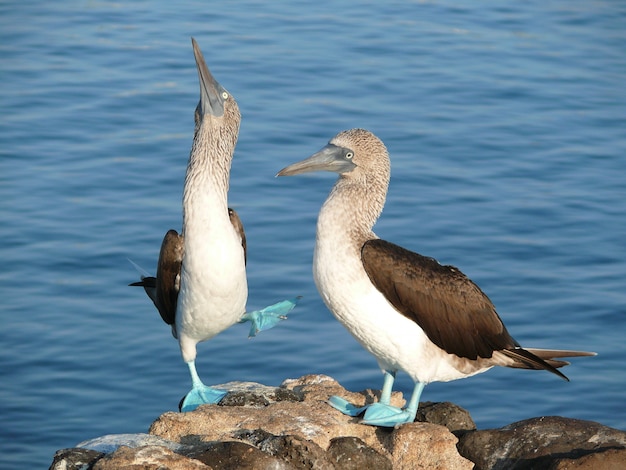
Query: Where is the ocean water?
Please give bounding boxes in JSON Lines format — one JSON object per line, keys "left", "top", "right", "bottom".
{"left": 1, "top": 1, "right": 625, "bottom": 467}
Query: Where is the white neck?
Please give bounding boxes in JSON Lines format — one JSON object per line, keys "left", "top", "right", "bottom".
{"left": 316, "top": 175, "right": 386, "bottom": 250}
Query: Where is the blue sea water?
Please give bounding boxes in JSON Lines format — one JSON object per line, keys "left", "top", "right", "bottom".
{"left": 1, "top": 1, "right": 625, "bottom": 467}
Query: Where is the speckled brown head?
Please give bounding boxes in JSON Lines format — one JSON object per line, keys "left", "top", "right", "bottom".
{"left": 277, "top": 129, "right": 389, "bottom": 182}
{"left": 277, "top": 129, "right": 391, "bottom": 235}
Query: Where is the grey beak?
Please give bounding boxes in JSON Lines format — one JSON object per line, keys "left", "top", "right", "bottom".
{"left": 277, "top": 144, "right": 356, "bottom": 177}
{"left": 192, "top": 37, "right": 227, "bottom": 118}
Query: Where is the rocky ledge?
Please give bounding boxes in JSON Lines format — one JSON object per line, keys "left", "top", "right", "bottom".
{"left": 50, "top": 374, "right": 626, "bottom": 470}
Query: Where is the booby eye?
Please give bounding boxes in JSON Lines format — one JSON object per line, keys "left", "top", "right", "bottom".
{"left": 222, "top": 92, "right": 229, "bottom": 100}
{"left": 345, "top": 151, "right": 354, "bottom": 159}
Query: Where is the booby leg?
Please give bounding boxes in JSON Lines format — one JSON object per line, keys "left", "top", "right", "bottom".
{"left": 179, "top": 360, "right": 228, "bottom": 412}
{"left": 379, "top": 369, "right": 396, "bottom": 404}
{"left": 362, "top": 382, "right": 426, "bottom": 427}
{"left": 328, "top": 370, "right": 396, "bottom": 417}
{"left": 239, "top": 297, "right": 301, "bottom": 338}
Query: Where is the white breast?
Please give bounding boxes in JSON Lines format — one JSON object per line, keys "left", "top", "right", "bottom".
{"left": 176, "top": 203, "right": 247, "bottom": 362}
{"left": 313, "top": 217, "right": 491, "bottom": 384}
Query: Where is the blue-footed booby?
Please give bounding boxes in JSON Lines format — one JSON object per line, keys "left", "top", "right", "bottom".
{"left": 131, "top": 38, "right": 298, "bottom": 412}
{"left": 277, "top": 128, "right": 595, "bottom": 427}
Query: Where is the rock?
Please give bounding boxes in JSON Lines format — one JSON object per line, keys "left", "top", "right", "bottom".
{"left": 281, "top": 374, "right": 404, "bottom": 408}
{"left": 192, "top": 440, "right": 292, "bottom": 469}
{"left": 50, "top": 375, "right": 625, "bottom": 469}
{"left": 77, "top": 432, "right": 187, "bottom": 454}
{"left": 385, "top": 422, "right": 474, "bottom": 469}
{"left": 327, "top": 436, "right": 392, "bottom": 469}
{"left": 415, "top": 401, "right": 477, "bottom": 435}
{"left": 49, "top": 447, "right": 104, "bottom": 470}
{"left": 218, "top": 380, "right": 303, "bottom": 407}
{"left": 457, "top": 416, "right": 626, "bottom": 470}
{"left": 148, "top": 374, "right": 473, "bottom": 469}
{"left": 255, "top": 434, "right": 335, "bottom": 469}
{"left": 551, "top": 447, "right": 626, "bottom": 469}
{"left": 92, "top": 445, "right": 210, "bottom": 469}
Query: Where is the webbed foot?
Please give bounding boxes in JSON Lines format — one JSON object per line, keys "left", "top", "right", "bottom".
{"left": 361, "top": 403, "right": 416, "bottom": 427}
{"left": 328, "top": 378, "right": 425, "bottom": 428}
{"left": 240, "top": 296, "right": 301, "bottom": 337}
{"left": 328, "top": 395, "right": 369, "bottom": 417}
{"left": 328, "top": 398, "right": 417, "bottom": 427}
{"left": 179, "top": 385, "right": 228, "bottom": 412}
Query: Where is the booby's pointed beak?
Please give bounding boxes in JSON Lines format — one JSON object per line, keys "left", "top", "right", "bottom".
{"left": 191, "top": 37, "right": 227, "bottom": 118}
{"left": 277, "top": 144, "right": 357, "bottom": 177}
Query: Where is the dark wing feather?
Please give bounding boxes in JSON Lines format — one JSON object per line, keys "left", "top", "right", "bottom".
{"left": 361, "top": 239, "right": 519, "bottom": 360}
{"left": 228, "top": 208, "right": 247, "bottom": 265}
{"left": 129, "top": 276, "right": 157, "bottom": 304}
{"left": 153, "top": 229, "right": 184, "bottom": 325}
{"left": 129, "top": 229, "right": 183, "bottom": 325}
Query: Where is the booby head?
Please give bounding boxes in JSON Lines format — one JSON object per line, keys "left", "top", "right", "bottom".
{"left": 278, "top": 129, "right": 391, "bottom": 238}
{"left": 189, "top": 37, "right": 241, "bottom": 167}
{"left": 278, "top": 129, "right": 390, "bottom": 185}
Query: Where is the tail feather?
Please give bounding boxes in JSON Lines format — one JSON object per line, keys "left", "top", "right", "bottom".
{"left": 501, "top": 347, "right": 596, "bottom": 382}
{"left": 525, "top": 348, "right": 597, "bottom": 359}
{"left": 502, "top": 348, "right": 568, "bottom": 381}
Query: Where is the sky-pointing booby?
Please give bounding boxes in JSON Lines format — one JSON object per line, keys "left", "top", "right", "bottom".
{"left": 277, "top": 128, "right": 595, "bottom": 427}
{"left": 131, "top": 38, "right": 298, "bottom": 412}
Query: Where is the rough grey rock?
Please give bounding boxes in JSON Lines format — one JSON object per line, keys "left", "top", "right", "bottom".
{"left": 218, "top": 380, "right": 303, "bottom": 407}
{"left": 256, "top": 434, "right": 335, "bottom": 469}
{"left": 49, "top": 447, "right": 104, "bottom": 470}
{"left": 192, "top": 440, "right": 293, "bottom": 470}
{"left": 457, "top": 416, "right": 626, "bottom": 470}
{"left": 415, "top": 401, "right": 477, "bottom": 435}
{"left": 327, "top": 436, "right": 392, "bottom": 470}
{"left": 77, "top": 432, "right": 187, "bottom": 454}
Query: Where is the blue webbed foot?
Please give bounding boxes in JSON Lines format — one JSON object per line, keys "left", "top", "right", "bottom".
{"left": 328, "top": 379, "right": 425, "bottom": 428}
{"left": 361, "top": 403, "right": 416, "bottom": 427}
{"left": 328, "top": 395, "right": 369, "bottom": 417}
{"left": 328, "top": 398, "right": 415, "bottom": 427}
{"left": 240, "top": 296, "right": 301, "bottom": 337}
{"left": 180, "top": 360, "right": 228, "bottom": 412}
{"left": 179, "top": 385, "right": 227, "bottom": 412}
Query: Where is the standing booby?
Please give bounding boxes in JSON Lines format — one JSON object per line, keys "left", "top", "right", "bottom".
{"left": 277, "top": 128, "right": 595, "bottom": 427}
{"left": 131, "top": 38, "right": 298, "bottom": 412}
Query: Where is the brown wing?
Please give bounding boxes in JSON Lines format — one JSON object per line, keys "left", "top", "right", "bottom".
{"left": 153, "top": 229, "right": 184, "bottom": 325}
{"left": 228, "top": 208, "right": 247, "bottom": 265}
{"left": 361, "top": 239, "right": 519, "bottom": 360}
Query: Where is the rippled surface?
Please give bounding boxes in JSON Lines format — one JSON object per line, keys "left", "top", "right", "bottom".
{"left": 2, "top": 1, "right": 625, "bottom": 467}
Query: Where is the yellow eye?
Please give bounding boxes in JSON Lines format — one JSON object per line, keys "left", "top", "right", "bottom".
{"left": 346, "top": 152, "right": 354, "bottom": 159}
{"left": 222, "top": 92, "right": 229, "bottom": 100}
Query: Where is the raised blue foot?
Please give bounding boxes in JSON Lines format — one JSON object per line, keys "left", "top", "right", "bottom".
{"left": 179, "top": 360, "right": 228, "bottom": 412}
{"left": 240, "top": 296, "right": 301, "bottom": 337}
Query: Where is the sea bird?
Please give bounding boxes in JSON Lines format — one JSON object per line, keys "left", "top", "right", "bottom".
{"left": 277, "top": 128, "right": 595, "bottom": 427}
{"left": 131, "top": 38, "right": 298, "bottom": 412}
